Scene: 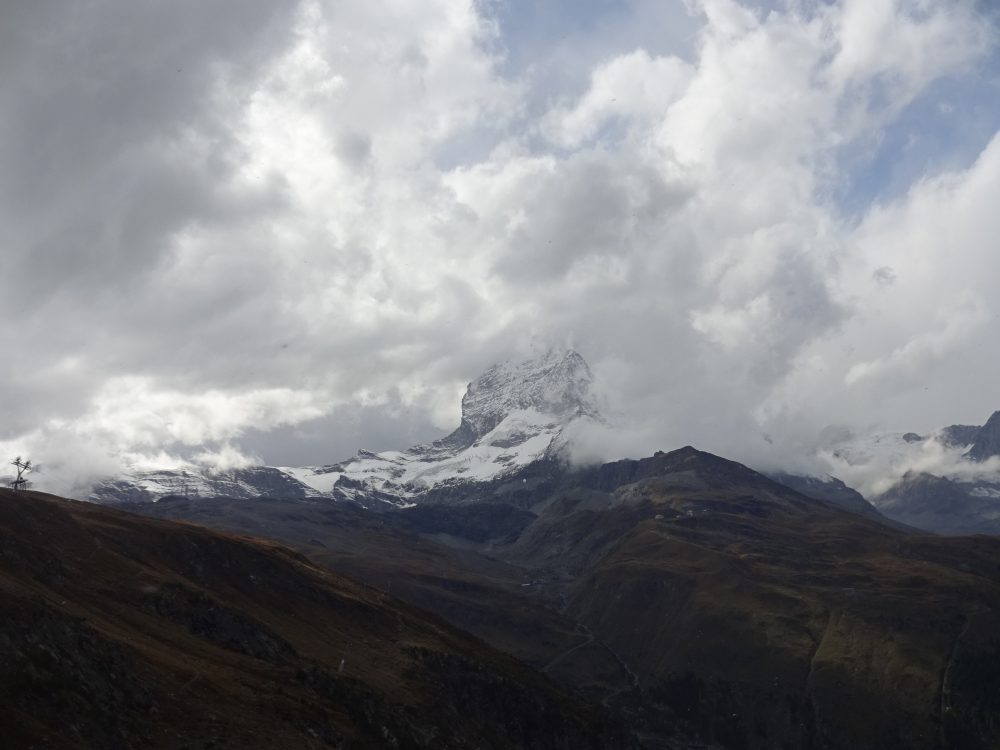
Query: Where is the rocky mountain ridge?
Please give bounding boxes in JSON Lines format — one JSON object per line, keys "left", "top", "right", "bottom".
{"left": 89, "top": 348, "right": 601, "bottom": 508}
{"left": 966, "top": 410, "right": 1000, "bottom": 462}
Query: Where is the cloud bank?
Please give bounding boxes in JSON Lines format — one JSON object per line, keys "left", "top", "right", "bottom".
{"left": 1, "top": 0, "right": 999, "bottom": 495}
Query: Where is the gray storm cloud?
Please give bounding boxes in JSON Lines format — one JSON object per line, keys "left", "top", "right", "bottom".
{"left": 1, "top": 0, "right": 999, "bottom": 496}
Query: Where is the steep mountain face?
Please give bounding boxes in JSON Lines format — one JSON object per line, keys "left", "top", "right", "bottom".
{"left": 456, "top": 348, "right": 597, "bottom": 439}
{"left": 0, "top": 487, "right": 636, "bottom": 749}
{"left": 89, "top": 348, "right": 600, "bottom": 508}
{"left": 128, "top": 447, "right": 1000, "bottom": 750}
{"left": 967, "top": 410, "right": 1000, "bottom": 462}
{"left": 940, "top": 424, "right": 982, "bottom": 449}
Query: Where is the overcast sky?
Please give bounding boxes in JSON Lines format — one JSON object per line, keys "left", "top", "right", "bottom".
{"left": 2, "top": 0, "right": 1000, "bottom": 494}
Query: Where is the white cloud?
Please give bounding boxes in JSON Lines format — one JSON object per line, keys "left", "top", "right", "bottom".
{"left": 820, "top": 434, "right": 1000, "bottom": 498}
{"left": 770, "top": 130, "right": 1000, "bottom": 435}
{"left": 829, "top": 0, "right": 992, "bottom": 96}
{"left": 542, "top": 50, "right": 694, "bottom": 149}
{"left": 0, "top": 0, "right": 998, "bottom": 496}
{"left": 194, "top": 443, "right": 262, "bottom": 474}
{"left": 844, "top": 292, "right": 989, "bottom": 386}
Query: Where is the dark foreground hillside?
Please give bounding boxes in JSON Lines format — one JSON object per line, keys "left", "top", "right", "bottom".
{"left": 132, "top": 448, "right": 1000, "bottom": 750}
{"left": 517, "top": 449, "right": 1000, "bottom": 749}
{"left": 0, "top": 488, "right": 636, "bottom": 749}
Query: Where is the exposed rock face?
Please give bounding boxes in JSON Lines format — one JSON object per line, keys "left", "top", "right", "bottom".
{"left": 315, "top": 348, "right": 601, "bottom": 506}
{"left": 940, "top": 424, "right": 982, "bottom": 448}
{"left": 967, "top": 410, "right": 1000, "bottom": 462}
{"left": 456, "top": 348, "right": 597, "bottom": 441}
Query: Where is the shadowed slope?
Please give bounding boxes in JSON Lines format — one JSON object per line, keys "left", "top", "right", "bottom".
{"left": 109, "top": 447, "right": 1000, "bottom": 749}
{"left": 506, "top": 448, "right": 1000, "bottom": 749}
{"left": 124, "top": 493, "right": 634, "bottom": 703}
{"left": 0, "top": 488, "right": 636, "bottom": 749}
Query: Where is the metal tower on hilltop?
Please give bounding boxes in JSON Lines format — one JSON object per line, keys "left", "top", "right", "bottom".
{"left": 10, "top": 456, "right": 33, "bottom": 491}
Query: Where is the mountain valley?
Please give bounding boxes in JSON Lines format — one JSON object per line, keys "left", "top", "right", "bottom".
{"left": 13, "top": 349, "right": 1000, "bottom": 749}
{"left": 128, "top": 447, "right": 1000, "bottom": 750}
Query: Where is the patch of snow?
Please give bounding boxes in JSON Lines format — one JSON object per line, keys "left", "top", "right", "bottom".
{"left": 331, "top": 408, "right": 589, "bottom": 496}
{"left": 970, "top": 487, "right": 1000, "bottom": 499}
{"left": 278, "top": 467, "right": 342, "bottom": 494}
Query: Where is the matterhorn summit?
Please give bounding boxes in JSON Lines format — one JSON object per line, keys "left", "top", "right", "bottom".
{"left": 89, "top": 348, "right": 601, "bottom": 507}
{"left": 449, "top": 347, "right": 598, "bottom": 445}
{"left": 292, "top": 346, "right": 600, "bottom": 505}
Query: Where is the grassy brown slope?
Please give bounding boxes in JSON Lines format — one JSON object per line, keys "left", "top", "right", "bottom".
{"left": 508, "top": 450, "right": 1000, "bottom": 750}
{"left": 129, "top": 494, "right": 631, "bottom": 700}
{"left": 0, "top": 488, "right": 637, "bottom": 750}
{"left": 96, "top": 446, "right": 1000, "bottom": 749}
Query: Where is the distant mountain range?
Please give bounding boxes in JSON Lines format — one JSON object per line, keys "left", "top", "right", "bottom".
{"left": 16, "top": 348, "right": 1000, "bottom": 748}
{"left": 819, "top": 411, "right": 1000, "bottom": 534}
{"left": 88, "top": 349, "right": 1000, "bottom": 535}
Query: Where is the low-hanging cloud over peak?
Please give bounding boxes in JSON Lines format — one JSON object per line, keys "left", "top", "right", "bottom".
{"left": 2, "top": 0, "right": 999, "bottom": 495}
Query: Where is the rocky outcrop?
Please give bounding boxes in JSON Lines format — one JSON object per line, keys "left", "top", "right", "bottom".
{"left": 940, "top": 424, "right": 983, "bottom": 448}
{"left": 967, "top": 410, "right": 1000, "bottom": 462}
{"left": 455, "top": 348, "right": 598, "bottom": 440}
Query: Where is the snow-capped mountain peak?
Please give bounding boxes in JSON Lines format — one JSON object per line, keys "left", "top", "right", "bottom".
{"left": 456, "top": 347, "right": 597, "bottom": 442}
{"left": 89, "top": 349, "right": 602, "bottom": 507}
{"left": 318, "top": 348, "right": 601, "bottom": 504}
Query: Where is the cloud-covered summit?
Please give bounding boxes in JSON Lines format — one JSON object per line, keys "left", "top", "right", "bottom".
{"left": 2, "top": 0, "right": 999, "bottom": 495}
{"left": 458, "top": 347, "right": 597, "bottom": 439}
